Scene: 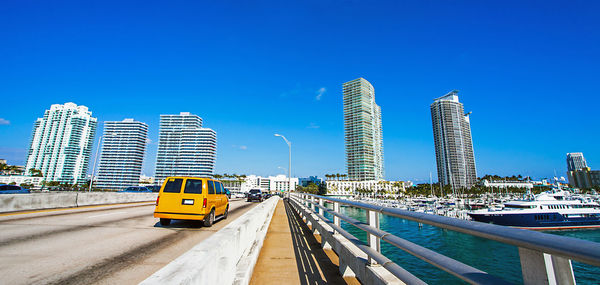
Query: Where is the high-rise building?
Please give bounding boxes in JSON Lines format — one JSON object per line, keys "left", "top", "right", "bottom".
{"left": 431, "top": 91, "right": 477, "bottom": 189}
{"left": 567, "top": 152, "right": 588, "bottom": 172}
{"left": 343, "top": 78, "right": 384, "bottom": 181}
{"left": 25, "top": 102, "right": 97, "bottom": 184}
{"left": 155, "top": 112, "right": 216, "bottom": 182}
{"left": 95, "top": 119, "right": 148, "bottom": 190}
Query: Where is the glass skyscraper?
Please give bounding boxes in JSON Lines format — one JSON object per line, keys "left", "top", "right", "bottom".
{"left": 155, "top": 112, "right": 217, "bottom": 182}
{"left": 431, "top": 91, "right": 477, "bottom": 189}
{"left": 343, "top": 78, "right": 384, "bottom": 181}
{"left": 25, "top": 102, "right": 97, "bottom": 184}
{"left": 95, "top": 119, "right": 148, "bottom": 190}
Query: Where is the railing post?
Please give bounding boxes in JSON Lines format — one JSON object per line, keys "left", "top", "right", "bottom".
{"left": 518, "top": 247, "right": 575, "bottom": 285}
{"left": 311, "top": 196, "right": 316, "bottom": 212}
{"left": 366, "top": 209, "right": 380, "bottom": 265}
{"left": 333, "top": 201, "right": 340, "bottom": 234}
{"left": 318, "top": 198, "right": 324, "bottom": 216}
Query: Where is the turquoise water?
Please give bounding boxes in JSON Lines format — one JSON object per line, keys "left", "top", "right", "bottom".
{"left": 322, "top": 204, "right": 600, "bottom": 284}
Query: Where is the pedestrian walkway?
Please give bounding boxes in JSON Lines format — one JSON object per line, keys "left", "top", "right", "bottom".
{"left": 250, "top": 199, "right": 360, "bottom": 285}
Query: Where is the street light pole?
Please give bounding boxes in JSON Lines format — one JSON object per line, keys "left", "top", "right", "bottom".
{"left": 274, "top": 134, "right": 292, "bottom": 194}
{"left": 88, "top": 132, "right": 112, "bottom": 192}
{"left": 88, "top": 136, "right": 103, "bottom": 192}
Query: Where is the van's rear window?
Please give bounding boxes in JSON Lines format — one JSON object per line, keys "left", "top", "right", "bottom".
{"left": 163, "top": 178, "right": 183, "bottom": 193}
{"left": 184, "top": 179, "right": 203, "bottom": 194}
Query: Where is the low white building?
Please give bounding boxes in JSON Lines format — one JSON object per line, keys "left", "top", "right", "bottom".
{"left": 0, "top": 175, "right": 44, "bottom": 188}
{"left": 326, "top": 180, "right": 406, "bottom": 197}
{"left": 480, "top": 180, "right": 533, "bottom": 189}
{"left": 240, "top": 174, "right": 298, "bottom": 193}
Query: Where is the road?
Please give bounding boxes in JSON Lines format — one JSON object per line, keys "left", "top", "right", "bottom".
{"left": 0, "top": 199, "right": 257, "bottom": 285}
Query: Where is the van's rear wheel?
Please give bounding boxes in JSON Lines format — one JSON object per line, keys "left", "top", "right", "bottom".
{"left": 160, "top": 218, "right": 171, "bottom": 226}
{"left": 223, "top": 205, "right": 229, "bottom": 219}
{"left": 204, "top": 209, "right": 214, "bottom": 227}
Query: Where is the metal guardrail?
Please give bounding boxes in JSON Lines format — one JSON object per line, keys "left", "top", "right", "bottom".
{"left": 290, "top": 193, "right": 600, "bottom": 285}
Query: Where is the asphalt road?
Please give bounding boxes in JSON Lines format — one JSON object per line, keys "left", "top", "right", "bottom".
{"left": 0, "top": 199, "right": 258, "bottom": 285}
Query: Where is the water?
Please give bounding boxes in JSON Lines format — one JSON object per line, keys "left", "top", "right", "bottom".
{"left": 322, "top": 204, "right": 600, "bottom": 284}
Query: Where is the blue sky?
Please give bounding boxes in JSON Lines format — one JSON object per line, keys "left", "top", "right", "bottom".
{"left": 1, "top": 0, "right": 598, "bottom": 183}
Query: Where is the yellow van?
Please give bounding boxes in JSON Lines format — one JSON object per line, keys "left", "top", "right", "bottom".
{"left": 154, "top": 177, "right": 229, "bottom": 227}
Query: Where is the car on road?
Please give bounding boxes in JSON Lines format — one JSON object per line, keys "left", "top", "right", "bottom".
{"left": 0, "top": 185, "right": 30, "bottom": 194}
{"left": 247, "top": 189, "right": 264, "bottom": 202}
{"left": 154, "top": 177, "right": 229, "bottom": 227}
{"left": 119, "top": 186, "right": 152, "bottom": 193}
{"left": 146, "top": 185, "right": 161, "bottom": 192}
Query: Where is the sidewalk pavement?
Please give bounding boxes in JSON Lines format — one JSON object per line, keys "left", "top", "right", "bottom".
{"left": 250, "top": 199, "right": 360, "bottom": 285}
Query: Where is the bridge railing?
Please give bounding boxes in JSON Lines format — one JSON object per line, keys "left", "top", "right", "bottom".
{"left": 289, "top": 193, "right": 600, "bottom": 285}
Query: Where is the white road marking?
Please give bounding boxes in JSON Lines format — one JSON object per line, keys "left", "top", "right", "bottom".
{"left": 87, "top": 211, "right": 128, "bottom": 219}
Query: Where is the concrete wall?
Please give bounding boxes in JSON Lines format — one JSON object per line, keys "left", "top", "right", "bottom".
{"left": 141, "top": 196, "right": 280, "bottom": 285}
{"left": 0, "top": 192, "right": 157, "bottom": 213}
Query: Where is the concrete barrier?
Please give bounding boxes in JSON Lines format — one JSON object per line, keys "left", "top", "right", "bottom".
{"left": 0, "top": 192, "right": 157, "bottom": 213}
{"left": 140, "top": 196, "right": 280, "bottom": 285}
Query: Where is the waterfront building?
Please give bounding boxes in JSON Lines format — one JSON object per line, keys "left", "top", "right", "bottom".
{"left": 343, "top": 78, "right": 384, "bottom": 181}
{"left": 155, "top": 112, "right": 217, "bottom": 183}
{"left": 430, "top": 91, "right": 477, "bottom": 189}
{"left": 568, "top": 167, "right": 600, "bottom": 189}
{"left": 25, "top": 103, "right": 97, "bottom": 184}
{"left": 326, "top": 180, "right": 405, "bottom": 196}
{"left": 479, "top": 179, "right": 534, "bottom": 190}
{"left": 567, "top": 152, "right": 588, "bottom": 172}
{"left": 95, "top": 119, "right": 148, "bottom": 190}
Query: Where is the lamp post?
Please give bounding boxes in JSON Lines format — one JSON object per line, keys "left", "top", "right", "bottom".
{"left": 274, "top": 134, "right": 292, "bottom": 194}
{"left": 88, "top": 133, "right": 112, "bottom": 192}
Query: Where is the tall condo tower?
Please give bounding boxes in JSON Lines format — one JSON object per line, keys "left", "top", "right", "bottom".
{"left": 95, "top": 119, "right": 148, "bottom": 190}
{"left": 431, "top": 91, "right": 477, "bottom": 189}
{"left": 343, "top": 78, "right": 384, "bottom": 181}
{"left": 155, "top": 112, "right": 217, "bottom": 182}
{"left": 566, "top": 152, "right": 588, "bottom": 172}
{"left": 25, "top": 102, "right": 97, "bottom": 184}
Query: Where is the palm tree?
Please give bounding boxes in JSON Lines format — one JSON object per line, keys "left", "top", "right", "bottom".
{"left": 336, "top": 173, "right": 340, "bottom": 181}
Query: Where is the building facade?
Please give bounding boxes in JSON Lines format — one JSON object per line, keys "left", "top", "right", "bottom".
{"left": 95, "top": 119, "right": 148, "bottom": 190}
{"left": 326, "top": 180, "right": 406, "bottom": 196}
{"left": 240, "top": 174, "right": 299, "bottom": 193}
{"left": 567, "top": 152, "right": 588, "bottom": 172}
{"left": 479, "top": 180, "right": 534, "bottom": 190}
{"left": 431, "top": 91, "right": 477, "bottom": 189}
{"left": 25, "top": 103, "right": 97, "bottom": 184}
{"left": 343, "top": 78, "right": 384, "bottom": 181}
{"left": 155, "top": 112, "right": 217, "bottom": 183}
{"left": 568, "top": 168, "right": 600, "bottom": 189}
{"left": 299, "top": 176, "right": 323, "bottom": 187}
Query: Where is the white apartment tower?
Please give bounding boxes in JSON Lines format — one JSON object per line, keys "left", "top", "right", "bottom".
{"left": 343, "top": 78, "right": 384, "bottom": 181}
{"left": 431, "top": 91, "right": 477, "bottom": 189}
{"left": 566, "top": 152, "right": 588, "bottom": 172}
{"left": 155, "top": 112, "right": 217, "bottom": 182}
{"left": 95, "top": 119, "right": 148, "bottom": 190}
{"left": 25, "top": 102, "right": 97, "bottom": 184}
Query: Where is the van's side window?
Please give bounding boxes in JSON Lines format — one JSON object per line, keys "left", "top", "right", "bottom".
{"left": 215, "top": 182, "right": 223, "bottom": 194}
{"left": 208, "top": 180, "right": 215, "bottom": 194}
{"left": 163, "top": 178, "right": 183, "bottom": 193}
{"left": 184, "top": 179, "right": 203, "bottom": 194}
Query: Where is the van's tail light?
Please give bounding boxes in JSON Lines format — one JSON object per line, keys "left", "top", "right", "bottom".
{"left": 203, "top": 198, "right": 207, "bottom": 208}
{"left": 156, "top": 196, "right": 160, "bottom": 206}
